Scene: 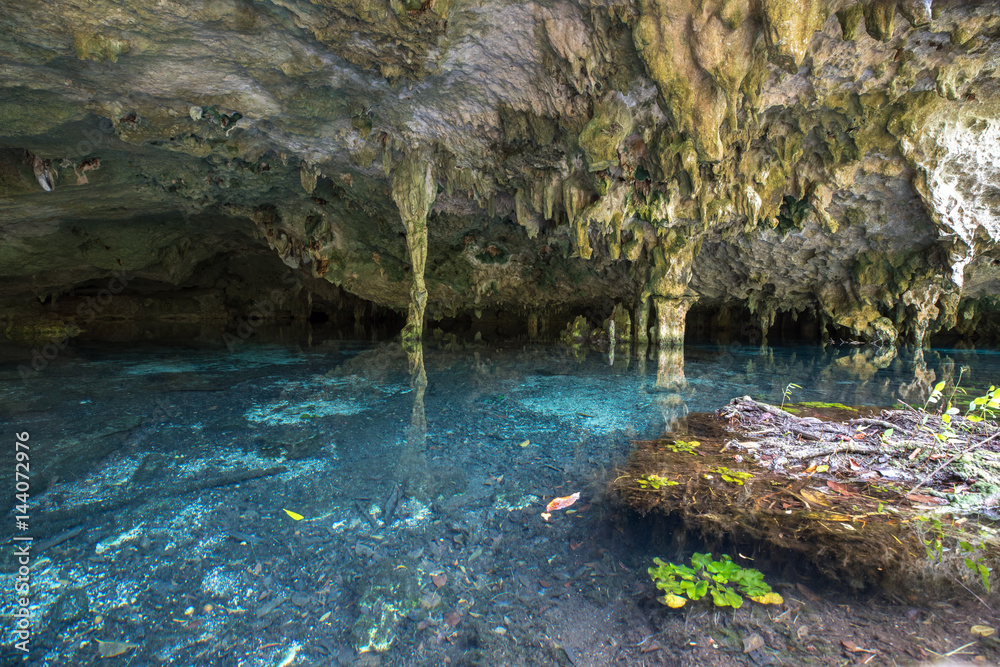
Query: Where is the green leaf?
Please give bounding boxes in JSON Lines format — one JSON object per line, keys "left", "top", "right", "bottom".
{"left": 968, "top": 415, "right": 983, "bottom": 423}
{"left": 934, "top": 381, "right": 946, "bottom": 392}
{"left": 959, "top": 541, "right": 973, "bottom": 552}
{"left": 691, "top": 553, "right": 713, "bottom": 570}
{"left": 709, "top": 586, "right": 729, "bottom": 607}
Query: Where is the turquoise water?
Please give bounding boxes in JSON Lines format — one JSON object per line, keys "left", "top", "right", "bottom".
{"left": 2, "top": 340, "right": 999, "bottom": 665}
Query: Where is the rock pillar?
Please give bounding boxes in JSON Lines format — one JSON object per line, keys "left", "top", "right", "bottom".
{"left": 653, "top": 296, "right": 694, "bottom": 347}
{"left": 635, "top": 297, "right": 651, "bottom": 346}
{"left": 643, "top": 230, "right": 699, "bottom": 347}
{"left": 391, "top": 153, "right": 436, "bottom": 349}
{"left": 527, "top": 312, "right": 538, "bottom": 339}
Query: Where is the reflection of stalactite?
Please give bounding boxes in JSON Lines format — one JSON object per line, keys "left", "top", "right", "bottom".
{"left": 654, "top": 393, "right": 689, "bottom": 434}
{"left": 653, "top": 346, "right": 687, "bottom": 433}
{"left": 406, "top": 342, "right": 427, "bottom": 444}
{"left": 898, "top": 348, "right": 935, "bottom": 405}
{"left": 655, "top": 347, "right": 686, "bottom": 390}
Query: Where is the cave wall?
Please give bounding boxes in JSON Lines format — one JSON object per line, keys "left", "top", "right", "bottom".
{"left": 2, "top": 0, "right": 1000, "bottom": 345}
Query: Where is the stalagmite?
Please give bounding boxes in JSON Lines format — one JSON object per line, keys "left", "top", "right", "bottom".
{"left": 391, "top": 153, "right": 437, "bottom": 348}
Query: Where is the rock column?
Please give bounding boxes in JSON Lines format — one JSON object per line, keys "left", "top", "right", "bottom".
{"left": 391, "top": 154, "right": 436, "bottom": 349}
{"left": 643, "top": 231, "right": 698, "bottom": 347}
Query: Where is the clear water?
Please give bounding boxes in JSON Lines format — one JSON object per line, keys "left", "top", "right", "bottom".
{"left": 2, "top": 339, "right": 1000, "bottom": 665}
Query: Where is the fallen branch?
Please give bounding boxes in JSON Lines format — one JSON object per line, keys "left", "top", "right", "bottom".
{"left": 787, "top": 442, "right": 879, "bottom": 460}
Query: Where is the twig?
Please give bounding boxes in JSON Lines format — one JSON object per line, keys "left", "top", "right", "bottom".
{"left": 853, "top": 417, "right": 901, "bottom": 431}
{"left": 907, "top": 430, "right": 1000, "bottom": 496}
{"left": 787, "top": 443, "right": 878, "bottom": 460}
{"left": 947, "top": 572, "right": 994, "bottom": 612}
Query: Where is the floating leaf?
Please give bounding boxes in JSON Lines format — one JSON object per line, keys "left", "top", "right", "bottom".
{"left": 283, "top": 509, "right": 305, "bottom": 520}
{"left": 96, "top": 640, "right": 137, "bottom": 658}
{"left": 546, "top": 492, "right": 580, "bottom": 512}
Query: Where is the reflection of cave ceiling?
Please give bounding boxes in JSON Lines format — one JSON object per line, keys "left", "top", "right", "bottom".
{"left": 2, "top": 0, "right": 1000, "bottom": 344}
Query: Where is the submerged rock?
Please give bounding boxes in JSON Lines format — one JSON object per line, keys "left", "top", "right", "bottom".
{"left": 351, "top": 561, "right": 419, "bottom": 654}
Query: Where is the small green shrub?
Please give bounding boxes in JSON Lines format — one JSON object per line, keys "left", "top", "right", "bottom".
{"left": 636, "top": 474, "right": 678, "bottom": 490}
{"left": 707, "top": 467, "right": 753, "bottom": 485}
{"left": 648, "top": 553, "right": 784, "bottom": 609}
{"left": 666, "top": 440, "right": 700, "bottom": 454}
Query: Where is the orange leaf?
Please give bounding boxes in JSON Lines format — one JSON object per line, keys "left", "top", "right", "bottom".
{"left": 546, "top": 492, "right": 580, "bottom": 512}
{"left": 906, "top": 494, "right": 947, "bottom": 505}
{"left": 826, "top": 480, "right": 857, "bottom": 496}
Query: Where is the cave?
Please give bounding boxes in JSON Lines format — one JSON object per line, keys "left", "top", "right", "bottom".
{"left": 3, "top": 0, "right": 1000, "bottom": 664}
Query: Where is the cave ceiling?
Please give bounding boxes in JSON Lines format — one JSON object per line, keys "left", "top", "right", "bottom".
{"left": 2, "top": 0, "right": 1000, "bottom": 345}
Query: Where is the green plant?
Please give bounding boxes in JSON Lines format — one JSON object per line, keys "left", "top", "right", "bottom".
{"left": 637, "top": 474, "right": 678, "bottom": 490}
{"left": 707, "top": 467, "right": 753, "bottom": 485}
{"left": 959, "top": 539, "right": 992, "bottom": 593}
{"left": 914, "top": 516, "right": 993, "bottom": 593}
{"left": 648, "top": 553, "right": 784, "bottom": 609}
{"left": 780, "top": 382, "right": 801, "bottom": 411}
{"left": 665, "top": 440, "right": 700, "bottom": 454}
{"left": 966, "top": 385, "right": 1000, "bottom": 424}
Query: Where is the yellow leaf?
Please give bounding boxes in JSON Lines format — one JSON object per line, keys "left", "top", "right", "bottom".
{"left": 749, "top": 592, "right": 784, "bottom": 605}
{"left": 971, "top": 625, "right": 995, "bottom": 637}
{"left": 519, "top": 440, "right": 530, "bottom": 448}
{"left": 662, "top": 594, "right": 687, "bottom": 608}
{"left": 799, "top": 489, "right": 829, "bottom": 506}
{"left": 96, "top": 640, "right": 137, "bottom": 657}
{"left": 283, "top": 509, "right": 304, "bottom": 521}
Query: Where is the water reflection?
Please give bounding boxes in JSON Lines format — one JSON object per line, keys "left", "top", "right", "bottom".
{"left": 653, "top": 346, "right": 689, "bottom": 433}
{"left": 3, "top": 339, "right": 1000, "bottom": 663}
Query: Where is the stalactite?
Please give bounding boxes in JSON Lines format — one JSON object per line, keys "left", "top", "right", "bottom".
{"left": 391, "top": 152, "right": 436, "bottom": 348}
